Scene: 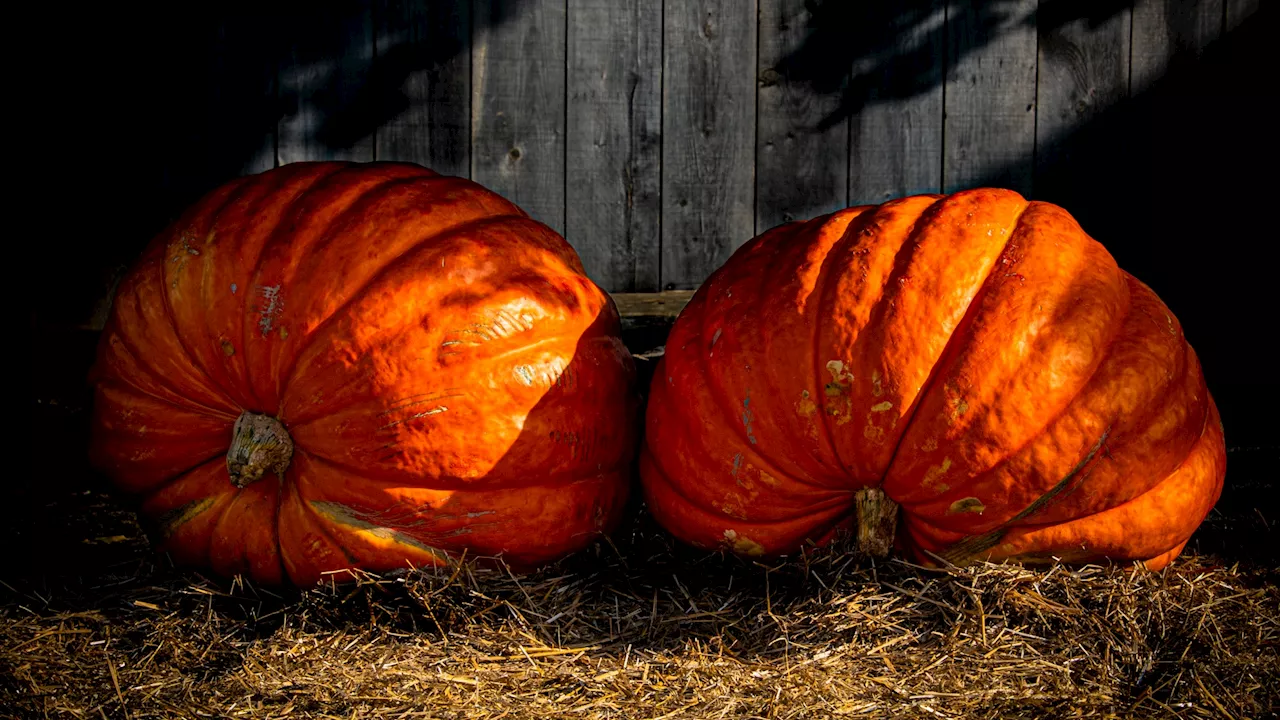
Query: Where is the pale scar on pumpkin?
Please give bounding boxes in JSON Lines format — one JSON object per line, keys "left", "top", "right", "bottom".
{"left": 309, "top": 501, "right": 452, "bottom": 565}
{"left": 824, "top": 360, "right": 853, "bottom": 396}
{"left": 870, "top": 370, "right": 884, "bottom": 397}
{"left": 256, "top": 285, "right": 283, "bottom": 336}
{"left": 723, "top": 529, "right": 765, "bottom": 556}
{"left": 796, "top": 389, "right": 817, "bottom": 418}
{"left": 167, "top": 230, "right": 203, "bottom": 287}
{"left": 863, "top": 406, "right": 897, "bottom": 441}
{"left": 948, "top": 497, "right": 986, "bottom": 515}
{"left": 922, "top": 457, "right": 953, "bottom": 492}
{"left": 156, "top": 497, "right": 217, "bottom": 538}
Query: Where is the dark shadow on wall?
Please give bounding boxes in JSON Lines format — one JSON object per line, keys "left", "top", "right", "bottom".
{"left": 33, "top": 0, "right": 521, "bottom": 330}
{"left": 1020, "top": 4, "right": 1277, "bottom": 453}
{"left": 771, "top": 0, "right": 1130, "bottom": 130}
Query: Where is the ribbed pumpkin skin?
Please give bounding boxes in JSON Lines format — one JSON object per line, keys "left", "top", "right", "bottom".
{"left": 641, "top": 189, "right": 1224, "bottom": 570}
{"left": 90, "top": 162, "right": 638, "bottom": 585}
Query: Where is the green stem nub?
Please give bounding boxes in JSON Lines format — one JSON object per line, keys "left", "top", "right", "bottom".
{"left": 227, "top": 412, "right": 293, "bottom": 488}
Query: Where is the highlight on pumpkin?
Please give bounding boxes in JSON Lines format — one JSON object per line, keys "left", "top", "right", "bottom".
{"left": 88, "top": 161, "right": 640, "bottom": 586}
{"left": 639, "top": 188, "right": 1225, "bottom": 571}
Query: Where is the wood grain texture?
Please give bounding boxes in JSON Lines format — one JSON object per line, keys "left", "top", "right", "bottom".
{"left": 610, "top": 291, "right": 696, "bottom": 318}
{"left": 278, "top": 1, "right": 376, "bottom": 163}
{"left": 943, "top": 0, "right": 1039, "bottom": 195}
{"left": 756, "top": 0, "right": 848, "bottom": 230}
{"left": 1225, "top": 0, "right": 1260, "bottom": 31}
{"left": 374, "top": 0, "right": 471, "bottom": 177}
{"left": 661, "top": 0, "right": 757, "bottom": 289}
{"left": 472, "top": 0, "right": 568, "bottom": 234}
{"left": 1035, "top": 5, "right": 1131, "bottom": 174}
{"left": 1131, "top": 0, "right": 1224, "bottom": 92}
{"left": 566, "top": 0, "right": 663, "bottom": 291}
{"left": 849, "top": 2, "right": 946, "bottom": 205}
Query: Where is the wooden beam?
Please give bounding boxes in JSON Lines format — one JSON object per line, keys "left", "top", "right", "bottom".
{"left": 609, "top": 291, "right": 695, "bottom": 318}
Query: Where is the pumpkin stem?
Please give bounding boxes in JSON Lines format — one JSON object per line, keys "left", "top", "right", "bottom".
{"left": 226, "top": 412, "right": 293, "bottom": 487}
{"left": 854, "top": 487, "right": 899, "bottom": 558}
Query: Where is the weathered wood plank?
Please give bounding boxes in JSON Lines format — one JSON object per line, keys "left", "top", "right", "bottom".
{"left": 848, "top": 2, "right": 946, "bottom": 205}
{"left": 278, "top": 1, "right": 376, "bottom": 163}
{"left": 610, "top": 291, "right": 696, "bottom": 318}
{"left": 374, "top": 0, "right": 471, "bottom": 177}
{"left": 661, "top": 0, "right": 757, "bottom": 289}
{"left": 472, "top": 0, "right": 567, "bottom": 234}
{"left": 1034, "top": 4, "right": 1131, "bottom": 185}
{"left": 1225, "top": 0, "right": 1260, "bottom": 31}
{"left": 756, "top": 0, "right": 848, "bottom": 230}
{"left": 942, "top": 0, "right": 1039, "bottom": 195}
{"left": 1131, "top": 0, "right": 1224, "bottom": 92}
{"left": 566, "top": 0, "right": 663, "bottom": 292}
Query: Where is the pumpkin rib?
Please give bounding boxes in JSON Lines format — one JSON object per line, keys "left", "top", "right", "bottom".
{"left": 184, "top": 162, "right": 359, "bottom": 410}
{"left": 693, "top": 231, "right": 815, "bottom": 486}
{"left": 981, "top": 401, "right": 1224, "bottom": 567}
{"left": 239, "top": 167, "right": 443, "bottom": 410}
{"left": 931, "top": 427, "right": 1115, "bottom": 565}
{"left": 875, "top": 198, "right": 1032, "bottom": 489}
{"left": 896, "top": 269, "right": 1199, "bottom": 537}
{"left": 154, "top": 169, "right": 296, "bottom": 410}
{"left": 807, "top": 210, "right": 868, "bottom": 483}
{"left": 141, "top": 459, "right": 240, "bottom": 570}
{"left": 96, "top": 333, "right": 240, "bottom": 422}
{"left": 748, "top": 215, "right": 847, "bottom": 491}
{"left": 105, "top": 304, "right": 240, "bottom": 418}
{"left": 1010, "top": 393, "right": 1213, "bottom": 538}
{"left": 288, "top": 467, "right": 364, "bottom": 576}
{"left": 274, "top": 212, "right": 533, "bottom": 399}
{"left": 640, "top": 444, "right": 853, "bottom": 554}
{"left": 258, "top": 172, "right": 494, "bottom": 394}
{"left": 642, "top": 437, "right": 853, "bottom": 525}
{"left": 891, "top": 268, "right": 1132, "bottom": 524}
{"left": 813, "top": 197, "right": 959, "bottom": 482}
{"left": 278, "top": 471, "right": 362, "bottom": 585}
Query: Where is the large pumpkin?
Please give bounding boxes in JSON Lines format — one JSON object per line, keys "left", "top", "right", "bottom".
{"left": 641, "top": 189, "right": 1224, "bottom": 571}
{"left": 90, "top": 162, "right": 638, "bottom": 585}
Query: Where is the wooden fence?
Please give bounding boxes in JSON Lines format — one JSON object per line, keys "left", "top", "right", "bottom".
{"left": 133, "top": 0, "right": 1256, "bottom": 294}
{"left": 29, "top": 0, "right": 1277, "bottom": 447}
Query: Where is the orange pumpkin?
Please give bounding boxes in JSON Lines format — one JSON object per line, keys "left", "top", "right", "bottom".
{"left": 90, "top": 162, "right": 638, "bottom": 585}
{"left": 640, "top": 189, "right": 1224, "bottom": 571}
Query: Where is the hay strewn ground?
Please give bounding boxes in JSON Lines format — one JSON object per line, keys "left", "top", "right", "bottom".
{"left": 3, "top": 480, "right": 1277, "bottom": 720}
{"left": 11, "top": 326, "right": 1278, "bottom": 719}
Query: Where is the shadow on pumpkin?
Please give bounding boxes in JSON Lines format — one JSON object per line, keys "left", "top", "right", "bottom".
{"left": 1002, "top": 4, "right": 1280, "bottom": 539}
